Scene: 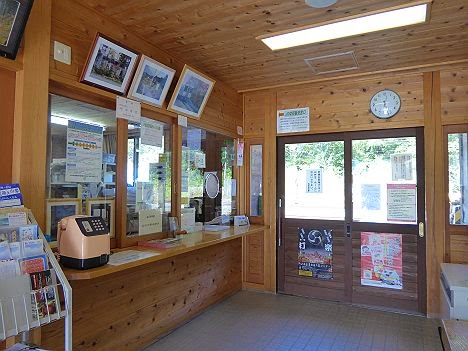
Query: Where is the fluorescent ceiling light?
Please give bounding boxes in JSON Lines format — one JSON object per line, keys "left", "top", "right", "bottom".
{"left": 51, "top": 115, "right": 106, "bottom": 130}
{"left": 51, "top": 115, "right": 69, "bottom": 126}
{"left": 259, "top": 3, "right": 429, "bottom": 50}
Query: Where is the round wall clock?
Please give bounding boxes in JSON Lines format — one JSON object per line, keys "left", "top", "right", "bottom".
{"left": 370, "top": 89, "right": 401, "bottom": 119}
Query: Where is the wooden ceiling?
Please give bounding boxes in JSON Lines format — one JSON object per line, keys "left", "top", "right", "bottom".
{"left": 80, "top": 0, "right": 468, "bottom": 91}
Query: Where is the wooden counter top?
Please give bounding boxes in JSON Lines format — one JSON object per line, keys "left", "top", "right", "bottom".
{"left": 63, "top": 224, "right": 267, "bottom": 280}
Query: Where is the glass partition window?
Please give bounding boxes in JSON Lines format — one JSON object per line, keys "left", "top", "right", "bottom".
{"left": 181, "top": 126, "right": 236, "bottom": 225}
{"left": 126, "top": 117, "right": 172, "bottom": 236}
{"left": 352, "top": 137, "right": 417, "bottom": 224}
{"left": 284, "top": 141, "right": 345, "bottom": 220}
{"left": 250, "top": 144, "right": 263, "bottom": 217}
{"left": 448, "top": 132, "right": 468, "bottom": 225}
{"left": 47, "top": 94, "right": 117, "bottom": 241}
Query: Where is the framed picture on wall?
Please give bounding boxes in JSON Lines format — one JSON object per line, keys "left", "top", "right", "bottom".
{"left": 167, "top": 65, "right": 215, "bottom": 119}
{"left": 86, "top": 198, "right": 115, "bottom": 238}
{"left": 46, "top": 199, "right": 81, "bottom": 242}
{"left": 127, "top": 55, "right": 176, "bottom": 108}
{"left": 80, "top": 33, "right": 139, "bottom": 95}
{"left": 0, "top": 0, "right": 34, "bottom": 60}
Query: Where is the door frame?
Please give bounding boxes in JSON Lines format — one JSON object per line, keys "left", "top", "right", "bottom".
{"left": 276, "top": 127, "right": 426, "bottom": 314}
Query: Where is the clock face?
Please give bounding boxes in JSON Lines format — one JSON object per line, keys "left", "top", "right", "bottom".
{"left": 370, "top": 89, "right": 401, "bottom": 119}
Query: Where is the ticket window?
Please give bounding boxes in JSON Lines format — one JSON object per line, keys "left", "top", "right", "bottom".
{"left": 180, "top": 126, "right": 236, "bottom": 225}
{"left": 126, "top": 118, "right": 172, "bottom": 236}
{"left": 46, "top": 94, "right": 117, "bottom": 242}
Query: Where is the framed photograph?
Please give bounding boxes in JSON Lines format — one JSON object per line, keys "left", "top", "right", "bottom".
{"left": 86, "top": 198, "right": 115, "bottom": 238}
{"left": 127, "top": 55, "right": 176, "bottom": 108}
{"left": 80, "top": 33, "right": 139, "bottom": 95}
{"left": 46, "top": 199, "right": 81, "bottom": 242}
{"left": 0, "top": 0, "right": 33, "bottom": 60}
{"left": 168, "top": 65, "right": 216, "bottom": 119}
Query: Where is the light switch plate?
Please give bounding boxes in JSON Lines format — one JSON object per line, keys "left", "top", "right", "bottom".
{"left": 54, "top": 41, "right": 71, "bottom": 65}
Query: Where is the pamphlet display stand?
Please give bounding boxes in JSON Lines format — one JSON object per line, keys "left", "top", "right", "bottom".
{"left": 0, "top": 207, "right": 72, "bottom": 351}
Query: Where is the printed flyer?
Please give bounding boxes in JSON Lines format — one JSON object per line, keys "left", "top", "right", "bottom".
{"left": 298, "top": 228, "right": 333, "bottom": 280}
{"left": 361, "top": 232, "right": 403, "bottom": 290}
{"left": 66, "top": 120, "right": 103, "bottom": 183}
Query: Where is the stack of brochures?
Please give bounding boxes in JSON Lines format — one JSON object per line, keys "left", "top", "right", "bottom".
{"left": 0, "top": 184, "right": 60, "bottom": 340}
{"left": 138, "top": 237, "right": 182, "bottom": 249}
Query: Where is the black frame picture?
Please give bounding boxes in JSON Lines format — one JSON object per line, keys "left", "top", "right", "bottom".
{"left": 0, "top": 0, "right": 34, "bottom": 60}
{"left": 80, "top": 33, "right": 140, "bottom": 95}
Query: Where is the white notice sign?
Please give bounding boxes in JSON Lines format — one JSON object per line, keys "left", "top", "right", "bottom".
{"left": 306, "top": 169, "right": 323, "bottom": 193}
{"left": 387, "top": 184, "right": 417, "bottom": 222}
{"left": 391, "top": 154, "right": 413, "bottom": 181}
{"left": 277, "top": 107, "right": 310, "bottom": 134}
{"left": 141, "top": 117, "right": 163, "bottom": 147}
{"left": 116, "top": 96, "right": 141, "bottom": 123}
{"left": 138, "top": 209, "right": 162, "bottom": 236}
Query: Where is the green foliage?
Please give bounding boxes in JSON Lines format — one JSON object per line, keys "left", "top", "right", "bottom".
{"left": 285, "top": 137, "right": 416, "bottom": 175}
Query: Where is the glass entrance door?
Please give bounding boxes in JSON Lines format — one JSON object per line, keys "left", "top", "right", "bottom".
{"left": 277, "top": 128, "right": 426, "bottom": 313}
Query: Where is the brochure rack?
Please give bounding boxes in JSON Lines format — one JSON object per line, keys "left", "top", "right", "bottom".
{"left": 0, "top": 207, "right": 72, "bottom": 351}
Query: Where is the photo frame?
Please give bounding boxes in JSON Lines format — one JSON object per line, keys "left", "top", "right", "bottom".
{"left": 127, "top": 55, "right": 176, "bottom": 108}
{"left": 80, "top": 33, "right": 139, "bottom": 95}
{"left": 86, "top": 198, "right": 115, "bottom": 238}
{"left": 168, "top": 65, "right": 216, "bottom": 119}
{"left": 0, "top": 0, "right": 34, "bottom": 60}
{"left": 46, "top": 199, "right": 81, "bottom": 242}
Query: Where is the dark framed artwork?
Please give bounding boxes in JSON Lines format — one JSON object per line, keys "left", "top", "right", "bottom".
{"left": 80, "top": 33, "right": 139, "bottom": 95}
{"left": 0, "top": 0, "right": 34, "bottom": 60}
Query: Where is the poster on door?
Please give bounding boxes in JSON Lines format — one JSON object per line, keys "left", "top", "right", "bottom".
{"left": 387, "top": 184, "right": 417, "bottom": 222}
{"left": 361, "top": 232, "right": 403, "bottom": 290}
{"left": 306, "top": 169, "right": 323, "bottom": 193}
{"left": 298, "top": 228, "right": 333, "bottom": 280}
{"left": 391, "top": 153, "right": 413, "bottom": 181}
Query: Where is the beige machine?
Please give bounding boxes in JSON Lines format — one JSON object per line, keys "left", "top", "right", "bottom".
{"left": 58, "top": 215, "right": 110, "bottom": 270}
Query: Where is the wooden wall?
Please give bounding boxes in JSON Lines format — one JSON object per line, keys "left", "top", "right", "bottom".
{"left": 41, "top": 239, "right": 242, "bottom": 351}
{"left": 440, "top": 67, "right": 468, "bottom": 264}
{"left": 0, "top": 68, "right": 15, "bottom": 183}
{"left": 49, "top": 0, "right": 242, "bottom": 138}
{"left": 243, "top": 66, "right": 468, "bottom": 315}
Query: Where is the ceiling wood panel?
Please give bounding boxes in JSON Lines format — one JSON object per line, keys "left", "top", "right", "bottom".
{"left": 79, "top": 0, "right": 468, "bottom": 91}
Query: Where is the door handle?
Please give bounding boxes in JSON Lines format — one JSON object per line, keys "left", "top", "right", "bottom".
{"left": 277, "top": 197, "right": 283, "bottom": 247}
{"left": 419, "top": 222, "right": 425, "bottom": 238}
{"left": 346, "top": 223, "right": 351, "bottom": 238}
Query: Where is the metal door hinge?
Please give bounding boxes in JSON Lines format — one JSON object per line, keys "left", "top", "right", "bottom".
{"left": 418, "top": 222, "right": 425, "bottom": 238}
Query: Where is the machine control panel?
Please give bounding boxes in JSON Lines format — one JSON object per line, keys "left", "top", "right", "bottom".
{"left": 75, "top": 216, "right": 109, "bottom": 237}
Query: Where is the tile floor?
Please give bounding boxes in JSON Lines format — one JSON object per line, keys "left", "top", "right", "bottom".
{"left": 145, "top": 291, "right": 442, "bottom": 351}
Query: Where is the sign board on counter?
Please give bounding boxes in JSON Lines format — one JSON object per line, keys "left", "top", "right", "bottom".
{"left": 138, "top": 209, "right": 162, "bottom": 236}
{"left": 277, "top": 107, "right": 310, "bottom": 134}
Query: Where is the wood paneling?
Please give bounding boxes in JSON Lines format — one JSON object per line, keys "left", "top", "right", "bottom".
{"left": 440, "top": 67, "right": 468, "bottom": 267}
{"left": 352, "top": 232, "right": 420, "bottom": 313}
{"left": 12, "top": 0, "right": 52, "bottom": 230}
{"left": 450, "top": 235, "right": 468, "bottom": 264}
{"left": 41, "top": 239, "right": 242, "bottom": 351}
{"left": 0, "top": 69, "right": 15, "bottom": 183}
{"left": 440, "top": 67, "right": 468, "bottom": 126}
{"left": 78, "top": 0, "right": 468, "bottom": 91}
{"left": 276, "top": 72, "right": 425, "bottom": 134}
{"left": 50, "top": 0, "right": 242, "bottom": 137}
{"left": 423, "top": 71, "right": 445, "bottom": 317}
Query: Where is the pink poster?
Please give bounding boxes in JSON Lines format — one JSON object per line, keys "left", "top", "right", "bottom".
{"left": 361, "top": 232, "right": 403, "bottom": 290}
